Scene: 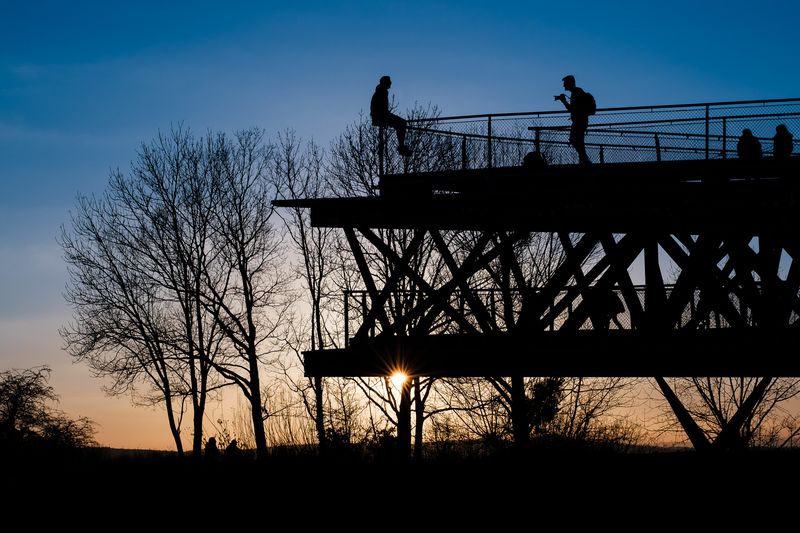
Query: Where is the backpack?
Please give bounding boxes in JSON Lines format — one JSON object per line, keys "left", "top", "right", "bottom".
{"left": 583, "top": 92, "right": 597, "bottom": 115}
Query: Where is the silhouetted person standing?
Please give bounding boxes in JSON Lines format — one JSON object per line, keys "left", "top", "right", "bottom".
{"left": 773, "top": 124, "right": 793, "bottom": 159}
{"left": 737, "top": 128, "right": 762, "bottom": 160}
{"left": 224, "top": 439, "right": 239, "bottom": 460}
{"left": 205, "top": 436, "right": 219, "bottom": 460}
{"left": 371, "top": 75, "right": 411, "bottom": 156}
{"left": 556, "top": 75, "right": 592, "bottom": 165}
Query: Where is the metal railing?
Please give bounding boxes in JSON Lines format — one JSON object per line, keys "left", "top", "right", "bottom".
{"left": 385, "top": 98, "right": 800, "bottom": 170}
{"left": 341, "top": 284, "right": 794, "bottom": 346}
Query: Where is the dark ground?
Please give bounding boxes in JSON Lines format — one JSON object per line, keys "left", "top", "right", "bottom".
{"left": 3, "top": 442, "right": 799, "bottom": 526}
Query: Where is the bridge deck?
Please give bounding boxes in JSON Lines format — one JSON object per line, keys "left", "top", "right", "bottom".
{"left": 274, "top": 158, "right": 800, "bottom": 233}
{"left": 303, "top": 328, "right": 800, "bottom": 377}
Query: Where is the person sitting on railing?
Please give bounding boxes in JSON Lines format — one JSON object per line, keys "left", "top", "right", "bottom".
{"left": 555, "top": 75, "right": 593, "bottom": 165}
{"left": 773, "top": 124, "right": 794, "bottom": 160}
{"left": 370, "top": 75, "right": 411, "bottom": 156}
{"left": 737, "top": 128, "right": 762, "bottom": 161}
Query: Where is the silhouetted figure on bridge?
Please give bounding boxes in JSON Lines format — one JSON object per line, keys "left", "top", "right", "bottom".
{"left": 737, "top": 129, "right": 762, "bottom": 160}
{"left": 773, "top": 124, "right": 793, "bottom": 159}
{"left": 371, "top": 75, "right": 411, "bottom": 156}
{"left": 587, "top": 285, "right": 625, "bottom": 331}
{"left": 555, "top": 75, "right": 594, "bottom": 165}
{"left": 523, "top": 149, "right": 547, "bottom": 170}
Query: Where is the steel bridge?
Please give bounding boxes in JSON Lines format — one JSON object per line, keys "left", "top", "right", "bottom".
{"left": 275, "top": 98, "right": 800, "bottom": 376}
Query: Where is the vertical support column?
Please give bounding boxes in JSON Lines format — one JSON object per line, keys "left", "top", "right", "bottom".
{"left": 378, "top": 126, "right": 386, "bottom": 176}
{"left": 461, "top": 134, "right": 468, "bottom": 170}
{"left": 645, "top": 239, "right": 666, "bottom": 331}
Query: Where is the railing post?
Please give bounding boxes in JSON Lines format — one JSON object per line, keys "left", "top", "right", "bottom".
{"left": 655, "top": 134, "right": 661, "bottom": 162}
{"left": 361, "top": 292, "right": 372, "bottom": 337}
{"left": 487, "top": 116, "right": 493, "bottom": 169}
{"left": 461, "top": 134, "right": 468, "bottom": 170}
{"left": 722, "top": 117, "right": 727, "bottom": 159}
{"left": 599, "top": 145, "right": 605, "bottom": 164}
{"left": 534, "top": 127, "right": 541, "bottom": 152}
{"left": 378, "top": 126, "right": 386, "bottom": 176}
{"left": 704, "top": 104, "right": 710, "bottom": 160}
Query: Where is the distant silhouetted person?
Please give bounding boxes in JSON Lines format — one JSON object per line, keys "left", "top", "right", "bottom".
{"left": 523, "top": 150, "right": 547, "bottom": 170}
{"left": 737, "top": 129, "right": 762, "bottom": 160}
{"left": 224, "top": 439, "right": 239, "bottom": 459}
{"left": 556, "top": 75, "right": 594, "bottom": 165}
{"left": 587, "top": 285, "right": 624, "bottom": 330}
{"left": 773, "top": 124, "right": 793, "bottom": 159}
{"left": 371, "top": 75, "right": 411, "bottom": 156}
{"left": 205, "top": 436, "right": 219, "bottom": 460}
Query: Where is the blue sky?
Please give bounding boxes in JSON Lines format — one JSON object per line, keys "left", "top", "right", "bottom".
{"left": 1, "top": 0, "right": 798, "bottom": 448}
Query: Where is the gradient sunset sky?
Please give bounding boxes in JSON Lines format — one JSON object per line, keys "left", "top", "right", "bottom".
{"left": 1, "top": 0, "right": 798, "bottom": 449}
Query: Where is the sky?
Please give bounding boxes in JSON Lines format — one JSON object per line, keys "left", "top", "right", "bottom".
{"left": 1, "top": 0, "right": 799, "bottom": 449}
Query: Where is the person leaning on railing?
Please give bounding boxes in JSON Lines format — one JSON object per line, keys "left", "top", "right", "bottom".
{"left": 773, "top": 124, "right": 794, "bottom": 159}
{"left": 737, "top": 128, "right": 762, "bottom": 161}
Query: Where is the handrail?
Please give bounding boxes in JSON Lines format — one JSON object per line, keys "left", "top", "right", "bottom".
{"left": 406, "top": 97, "right": 800, "bottom": 124}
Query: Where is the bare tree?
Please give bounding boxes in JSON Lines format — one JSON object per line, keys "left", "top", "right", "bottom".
{"left": 61, "top": 128, "right": 228, "bottom": 455}
{"left": 555, "top": 377, "right": 639, "bottom": 443}
{"left": 435, "top": 378, "right": 509, "bottom": 444}
{"left": 436, "top": 377, "right": 562, "bottom": 445}
{"left": 274, "top": 130, "right": 337, "bottom": 448}
{"left": 656, "top": 377, "right": 800, "bottom": 450}
{"left": 201, "top": 128, "right": 292, "bottom": 459}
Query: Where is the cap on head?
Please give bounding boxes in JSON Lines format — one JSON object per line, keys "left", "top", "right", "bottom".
{"left": 562, "top": 75, "right": 576, "bottom": 84}
{"left": 380, "top": 75, "right": 391, "bottom": 85}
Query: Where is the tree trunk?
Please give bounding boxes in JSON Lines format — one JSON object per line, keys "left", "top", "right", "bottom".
{"left": 314, "top": 376, "right": 326, "bottom": 450}
{"left": 164, "top": 393, "right": 184, "bottom": 457}
{"left": 192, "top": 403, "right": 204, "bottom": 458}
{"left": 397, "top": 379, "right": 412, "bottom": 460}
{"left": 247, "top": 345, "right": 269, "bottom": 459}
{"left": 511, "top": 375, "right": 529, "bottom": 447}
{"left": 413, "top": 378, "right": 424, "bottom": 461}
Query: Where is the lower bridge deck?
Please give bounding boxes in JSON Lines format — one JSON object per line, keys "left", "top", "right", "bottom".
{"left": 304, "top": 328, "right": 800, "bottom": 377}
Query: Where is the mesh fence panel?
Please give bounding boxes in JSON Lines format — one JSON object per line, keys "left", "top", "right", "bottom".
{"left": 402, "top": 99, "right": 800, "bottom": 169}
